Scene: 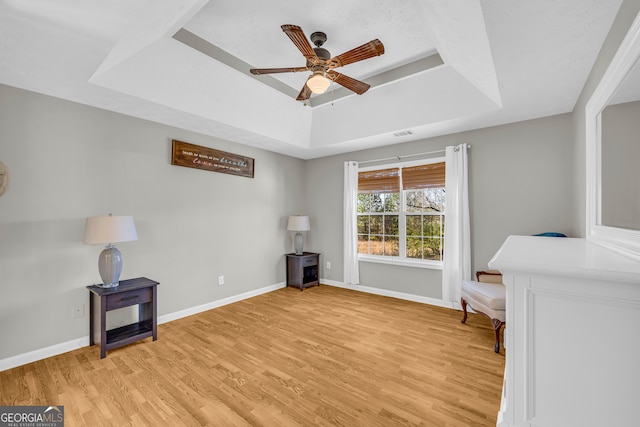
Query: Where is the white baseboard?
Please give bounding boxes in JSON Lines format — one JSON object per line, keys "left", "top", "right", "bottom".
{"left": 321, "top": 279, "right": 460, "bottom": 310}
{"left": 0, "top": 282, "right": 287, "bottom": 372}
{"left": 0, "top": 336, "right": 90, "bottom": 373}
{"left": 157, "top": 282, "right": 286, "bottom": 324}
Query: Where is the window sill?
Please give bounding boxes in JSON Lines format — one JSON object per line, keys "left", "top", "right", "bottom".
{"left": 358, "top": 255, "right": 443, "bottom": 270}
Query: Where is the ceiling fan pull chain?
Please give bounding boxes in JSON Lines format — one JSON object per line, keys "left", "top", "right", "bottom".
{"left": 331, "top": 81, "right": 335, "bottom": 106}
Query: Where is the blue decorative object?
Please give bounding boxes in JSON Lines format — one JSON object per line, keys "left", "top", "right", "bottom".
{"left": 533, "top": 232, "right": 567, "bottom": 238}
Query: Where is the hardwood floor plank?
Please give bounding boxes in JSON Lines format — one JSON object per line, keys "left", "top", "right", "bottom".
{"left": 0, "top": 285, "right": 504, "bottom": 426}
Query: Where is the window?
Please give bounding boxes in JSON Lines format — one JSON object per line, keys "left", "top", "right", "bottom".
{"left": 357, "top": 160, "right": 445, "bottom": 266}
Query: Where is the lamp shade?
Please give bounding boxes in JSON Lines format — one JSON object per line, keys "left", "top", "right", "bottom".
{"left": 287, "top": 216, "right": 310, "bottom": 232}
{"left": 84, "top": 215, "right": 138, "bottom": 245}
{"left": 306, "top": 74, "right": 330, "bottom": 94}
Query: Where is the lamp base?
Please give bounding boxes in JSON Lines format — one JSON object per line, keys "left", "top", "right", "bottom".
{"left": 95, "top": 282, "right": 119, "bottom": 289}
{"left": 294, "top": 232, "right": 304, "bottom": 255}
{"left": 98, "top": 244, "right": 122, "bottom": 288}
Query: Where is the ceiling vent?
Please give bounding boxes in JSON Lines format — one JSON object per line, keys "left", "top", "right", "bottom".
{"left": 393, "top": 129, "right": 415, "bottom": 137}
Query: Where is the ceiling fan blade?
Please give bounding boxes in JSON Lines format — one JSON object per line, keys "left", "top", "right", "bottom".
{"left": 296, "top": 77, "right": 313, "bottom": 101}
{"left": 281, "top": 25, "right": 319, "bottom": 63}
{"left": 250, "top": 67, "right": 307, "bottom": 75}
{"left": 326, "top": 71, "right": 370, "bottom": 95}
{"left": 329, "top": 39, "right": 385, "bottom": 68}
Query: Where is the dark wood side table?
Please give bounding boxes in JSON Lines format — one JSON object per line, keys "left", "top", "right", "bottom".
{"left": 87, "top": 277, "right": 159, "bottom": 359}
{"left": 286, "top": 252, "right": 320, "bottom": 291}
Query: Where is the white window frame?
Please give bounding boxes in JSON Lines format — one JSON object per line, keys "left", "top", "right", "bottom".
{"left": 357, "top": 157, "right": 445, "bottom": 270}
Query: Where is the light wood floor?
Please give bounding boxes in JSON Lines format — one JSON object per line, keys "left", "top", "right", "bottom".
{"left": 0, "top": 285, "right": 505, "bottom": 426}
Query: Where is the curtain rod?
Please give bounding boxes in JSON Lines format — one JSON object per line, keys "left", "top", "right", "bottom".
{"left": 357, "top": 145, "right": 469, "bottom": 165}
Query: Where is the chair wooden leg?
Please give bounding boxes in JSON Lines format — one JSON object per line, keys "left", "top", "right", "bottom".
{"left": 492, "top": 318, "right": 504, "bottom": 353}
{"left": 461, "top": 298, "right": 468, "bottom": 324}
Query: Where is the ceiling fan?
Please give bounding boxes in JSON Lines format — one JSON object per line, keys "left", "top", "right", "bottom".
{"left": 249, "top": 25, "right": 385, "bottom": 101}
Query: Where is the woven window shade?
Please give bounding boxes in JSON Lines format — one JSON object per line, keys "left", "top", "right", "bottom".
{"left": 402, "top": 162, "right": 446, "bottom": 190}
{"left": 358, "top": 168, "right": 400, "bottom": 193}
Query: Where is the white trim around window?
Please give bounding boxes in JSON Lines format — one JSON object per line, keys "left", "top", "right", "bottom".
{"left": 358, "top": 254, "right": 444, "bottom": 269}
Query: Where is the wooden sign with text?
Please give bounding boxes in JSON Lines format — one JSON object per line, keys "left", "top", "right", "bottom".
{"left": 171, "top": 140, "right": 254, "bottom": 178}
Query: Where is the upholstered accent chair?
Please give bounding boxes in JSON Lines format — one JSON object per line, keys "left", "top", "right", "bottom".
{"left": 461, "top": 270, "right": 505, "bottom": 353}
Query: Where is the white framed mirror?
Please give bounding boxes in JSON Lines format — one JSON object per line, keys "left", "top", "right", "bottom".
{"left": 586, "top": 11, "right": 640, "bottom": 260}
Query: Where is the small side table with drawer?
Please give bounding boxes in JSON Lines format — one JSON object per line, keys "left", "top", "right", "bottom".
{"left": 286, "top": 252, "right": 320, "bottom": 291}
{"left": 87, "top": 277, "right": 159, "bottom": 359}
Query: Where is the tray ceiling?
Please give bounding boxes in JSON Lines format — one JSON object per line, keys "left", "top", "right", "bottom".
{"left": 0, "top": 0, "right": 623, "bottom": 159}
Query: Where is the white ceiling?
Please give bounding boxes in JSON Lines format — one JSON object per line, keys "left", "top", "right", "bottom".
{"left": 0, "top": 0, "right": 623, "bottom": 159}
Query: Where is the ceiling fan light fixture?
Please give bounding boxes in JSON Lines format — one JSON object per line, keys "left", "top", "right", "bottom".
{"left": 307, "top": 73, "right": 330, "bottom": 94}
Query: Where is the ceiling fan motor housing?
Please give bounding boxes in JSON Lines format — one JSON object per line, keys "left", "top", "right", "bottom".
{"left": 313, "top": 47, "right": 331, "bottom": 60}
{"left": 310, "top": 31, "right": 330, "bottom": 60}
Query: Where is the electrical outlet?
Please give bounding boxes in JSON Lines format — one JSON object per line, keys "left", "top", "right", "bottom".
{"left": 326, "top": 261, "right": 331, "bottom": 269}
{"left": 72, "top": 304, "right": 84, "bottom": 319}
{"left": 218, "top": 275, "right": 224, "bottom": 286}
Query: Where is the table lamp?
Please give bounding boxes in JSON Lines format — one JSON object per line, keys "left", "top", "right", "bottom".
{"left": 287, "top": 215, "right": 310, "bottom": 255}
{"left": 84, "top": 213, "right": 138, "bottom": 288}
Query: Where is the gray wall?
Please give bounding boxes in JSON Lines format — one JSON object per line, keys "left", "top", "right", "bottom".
{"left": 306, "top": 114, "right": 574, "bottom": 298}
{"left": 572, "top": 0, "right": 640, "bottom": 237}
{"left": 601, "top": 101, "right": 640, "bottom": 230}
{"left": 0, "top": 84, "right": 306, "bottom": 359}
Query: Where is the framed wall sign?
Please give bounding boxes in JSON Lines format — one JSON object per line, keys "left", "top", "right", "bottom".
{"left": 171, "top": 140, "right": 255, "bottom": 179}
